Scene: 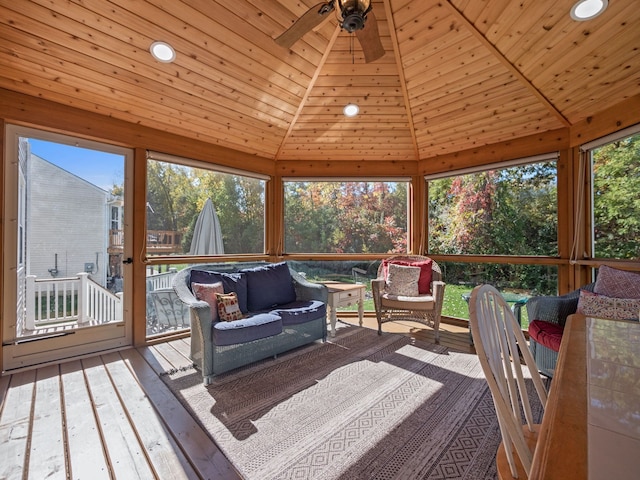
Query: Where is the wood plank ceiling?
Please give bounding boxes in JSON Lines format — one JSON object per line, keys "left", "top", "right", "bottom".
{"left": 1, "top": 0, "right": 638, "bottom": 162}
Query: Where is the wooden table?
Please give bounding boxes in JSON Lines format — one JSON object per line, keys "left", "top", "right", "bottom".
{"left": 531, "top": 314, "right": 640, "bottom": 479}
{"left": 322, "top": 282, "right": 365, "bottom": 337}
{"left": 530, "top": 314, "right": 588, "bottom": 479}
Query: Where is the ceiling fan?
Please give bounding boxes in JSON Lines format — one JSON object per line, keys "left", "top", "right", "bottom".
{"left": 275, "top": 0, "right": 385, "bottom": 63}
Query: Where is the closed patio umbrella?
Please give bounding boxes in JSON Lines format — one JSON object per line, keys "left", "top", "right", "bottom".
{"left": 189, "top": 198, "right": 224, "bottom": 255}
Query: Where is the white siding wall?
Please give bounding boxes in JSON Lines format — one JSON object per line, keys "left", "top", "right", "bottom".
{"left": 27, "top": 155, "right": 109, "bottom": 286}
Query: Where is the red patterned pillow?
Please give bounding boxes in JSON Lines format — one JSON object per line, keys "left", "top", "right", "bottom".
{"left": 382, "top": 258, "right": 433, "bottom": 294}
{"left": 594, "top": 265, "right": 640, "bottom": 299}
{"left": 192, "top": 281, "right": 224, "bottom": 322}
{"left": 577, "top": 289, "right": 640, "bottom": 321}
{"left": 215, "top": 292, "right": 244, "bottom": 321}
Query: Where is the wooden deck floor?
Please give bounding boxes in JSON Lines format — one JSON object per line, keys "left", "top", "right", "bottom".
{"left": 0, "top": 317, "right": 472, "bottom": 479}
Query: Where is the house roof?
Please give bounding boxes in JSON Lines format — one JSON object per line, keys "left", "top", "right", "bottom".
{"left": 1, "top": 1, "right": 639, "bottom": 163}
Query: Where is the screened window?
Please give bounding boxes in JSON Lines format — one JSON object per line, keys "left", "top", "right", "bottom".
{"left": 427, "top": 156, "right": 560, "bottom": 318}
{"left": 283, "top": 180, "right": 409, "bottom": 254}
{"left": 146, "top": 156, "right": 266, "bottom": 256}
{"left": 590, "top": 131, "right": 640, "bottom": 260}
{"left": 428, "top": 160, "right": 558, "bottom": 256}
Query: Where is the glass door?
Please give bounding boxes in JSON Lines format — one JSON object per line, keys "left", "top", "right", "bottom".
{"left": 2, "top": 125, "right": 133, "bottom": 371}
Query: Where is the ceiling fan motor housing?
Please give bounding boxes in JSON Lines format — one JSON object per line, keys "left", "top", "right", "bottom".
{"left": 336, "top": 0, "right": 372, "bottom": 32}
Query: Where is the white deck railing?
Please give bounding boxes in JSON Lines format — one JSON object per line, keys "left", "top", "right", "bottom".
{"left": 146, "top": 268, "right": 177, "bottom": 291}
{"left": 25, "top": 273, "right": 122, "bottom": 329}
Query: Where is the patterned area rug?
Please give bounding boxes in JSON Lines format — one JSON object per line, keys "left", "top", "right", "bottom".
{"left": 162, "top": 324, "right": 544, "bottom": 479}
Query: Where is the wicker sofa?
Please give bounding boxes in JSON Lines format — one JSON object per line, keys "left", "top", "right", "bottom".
{"left": 173, "top": 262, "right": 328, "bottom": 385}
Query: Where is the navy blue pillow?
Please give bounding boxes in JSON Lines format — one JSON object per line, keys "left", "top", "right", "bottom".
{"left": 241, "top": 262, "right": 297, "bottom": 311}
{"left": 189, "top": 270, "right": 248, "bottom": 313}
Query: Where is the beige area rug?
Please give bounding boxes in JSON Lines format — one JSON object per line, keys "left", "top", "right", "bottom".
{"left": 162, "top": 323, "right": 544, "bottom": 479}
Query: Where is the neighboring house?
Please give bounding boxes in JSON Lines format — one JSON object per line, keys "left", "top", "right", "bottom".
{"left": 24, "top": 145, "right": 120, "bottom": 289}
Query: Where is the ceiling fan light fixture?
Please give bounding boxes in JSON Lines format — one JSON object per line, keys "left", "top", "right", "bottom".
{"left": 343, "top": 103, "right": 359, "bottom": 117}
{"left": 570, "top": 0, "right": 608, "bottom": 21}
{"left": 150, "top": 41, "right": 176, "bottom": 63}
{"left": 336, "top": 0, "right": 372, "bottom": 33}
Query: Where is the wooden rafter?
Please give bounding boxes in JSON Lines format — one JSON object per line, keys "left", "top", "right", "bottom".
{"left": 274, "top": 25, "right": 342, "bottom": 161}
{"left": 442, "top": 0, "right": 571, "bottom": 128}
{"left": 383, "top": 0, "right": 420, "bottom": 160}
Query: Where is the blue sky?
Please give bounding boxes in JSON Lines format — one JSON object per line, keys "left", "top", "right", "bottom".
{"left": 28, "top": 138, "right": 124, "bottom": 191}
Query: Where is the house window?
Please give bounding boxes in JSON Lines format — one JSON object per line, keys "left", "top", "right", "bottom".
{"left": 283, "top": 180, "right": 409, "bottom": 254}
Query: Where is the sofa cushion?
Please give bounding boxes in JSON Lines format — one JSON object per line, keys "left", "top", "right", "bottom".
{"left": 382, "top": 258, "right": 433, "bottom": 294}
{"left": 385, "top": 263, "right": 421, "bottom": 296}
{"left": 212, "top": 313, "right": 282, "bottom": 346}
{"left": 594, "top": 265, "right": 640, "bottom": 299}
{"left": 577, "top": 289, "right": 640, "bottom": 321}
{"left": 241, "top": 262, "right": 297, "bottom": 311}
{"left": 529, "top": 320, "right": 564, "bottom": 352}
{"left": 215, "top": 292, "right": 244, "bottom": 321}
{"left": 191, "top": 281, "right": 224, "bottom": 322}
{"left": 270, "top": 300, "right": 326, "bottom": 326}
{"left": 190, "top": 269, "right": 249, "bottom": 313}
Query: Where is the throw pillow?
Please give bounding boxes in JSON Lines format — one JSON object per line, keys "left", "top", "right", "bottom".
{"left": 577, "top": 289, "right": 640, "bottom": 321}
{"left": 240, "top": 262, "right": 297, "bottom": 311}
{"left": 189, "top": 269, "right": 249, "bottom": 313}
{"left": 385, "top": 263, "right": 421, "bottom": 296}
{"left": 382, "top": 258, "right": 433, "bottom": 294}
{"left": 191, "top": 281, "right": 224, "bottom": 322}
{"left": 594, "top": 265, "right": 640, "bottom": 299}
{"left": 215, "top": 292, "right": 244, "bottom": 321}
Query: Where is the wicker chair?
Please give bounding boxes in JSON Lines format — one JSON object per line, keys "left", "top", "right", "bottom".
{"left": 526, "top": 282, "right": 595, "bottom": 377}
{"left": 371, "top": 255, "right": 445, "bottom": 341}
{"left": 148, "top": 288, "right": 190, "bottom": 332}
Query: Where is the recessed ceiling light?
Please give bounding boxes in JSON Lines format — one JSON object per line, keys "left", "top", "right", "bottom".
{"left": 150, "top": 41, "right": 176, "bottom": 63}
{"left": 570, "top": 0, "right": 608, "bottom": 21}
{"left": 343, "top": 103, "right": 359, "bottom": 117}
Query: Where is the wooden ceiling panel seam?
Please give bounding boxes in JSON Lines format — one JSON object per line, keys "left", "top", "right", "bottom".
{"left": 409, "top": 73, "right": 523, "bottom": 111}
{"left": 411, "top": 80, "right": 541, "bottom": 113}
{"left": 402, "top": 41, "right": 496, "bottom": 82}
{"left": 416, "top": 101, "right": 561, "bottom": 134}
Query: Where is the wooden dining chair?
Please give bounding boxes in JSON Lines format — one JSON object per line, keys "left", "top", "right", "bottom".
{"left": 469, "top": 284, "right": 548, "bottom": 479}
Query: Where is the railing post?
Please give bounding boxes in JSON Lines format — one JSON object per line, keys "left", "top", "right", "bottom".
{"left": 77, "top": 272, "right": 89, "bottom": 324}
{"left": 116, "top": 292, "right": 123, "bottom": 321}
{"left": 26, "top": 275, "right": 37, "bottom": 330}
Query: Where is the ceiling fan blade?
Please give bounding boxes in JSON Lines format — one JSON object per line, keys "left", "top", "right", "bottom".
{"left": 275, "top": 3, "right": 334, "bottom": 49}
{"left": 356, "top": 11, "right": 385, "bottom": 63}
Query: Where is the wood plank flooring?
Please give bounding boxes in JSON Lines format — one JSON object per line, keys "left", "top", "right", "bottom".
{"left": 0, "top": 317, "right": 472, "bottom": 479}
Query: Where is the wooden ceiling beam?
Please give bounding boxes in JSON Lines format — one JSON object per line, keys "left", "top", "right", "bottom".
{"left": 274, "top": 24, "right": 342, "bottom": 161}
{"left": 383, "top": 0, "right": 420, "bottom": 160}
{"left": 442, "top": 0, "right": 571, "bottom": 128}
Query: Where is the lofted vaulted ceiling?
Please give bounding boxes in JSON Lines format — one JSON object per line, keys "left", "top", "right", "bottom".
{"left": 1, "top": 0, "right": 639, "bottom": 163}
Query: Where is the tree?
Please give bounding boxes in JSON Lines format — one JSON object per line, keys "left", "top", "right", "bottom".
{"left": 592, "top": 134, "right": 640, "bottom": 259}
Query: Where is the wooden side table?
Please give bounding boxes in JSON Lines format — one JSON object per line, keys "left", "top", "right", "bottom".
{"left": 322, "top": 282, "right": 365, "bottom": 337}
